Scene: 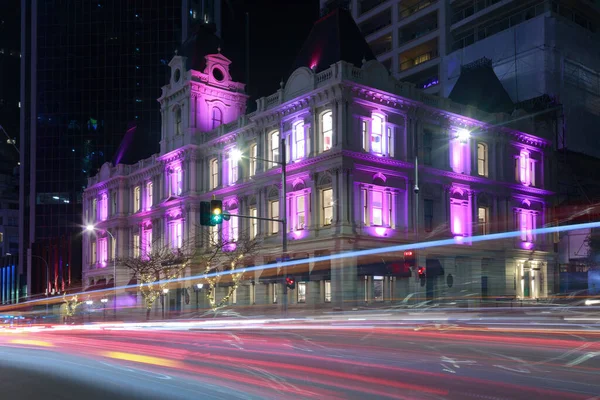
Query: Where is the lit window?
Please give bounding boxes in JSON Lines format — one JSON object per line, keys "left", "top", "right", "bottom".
{"left": 250, "top": 207, "right": 258, "bottom": 239}
{"left": 294, "top": 122, "right": 305, "bottom": 160}
{"left": 100, "top": 193, "right": 108, "bottom": 221}
{"left": 210, "top": 158, "right": 219, "bottom": 189}
{"left": 99, "top": 238, "right": 108, "bottom": 265}
{"left": 133, "top": 186, "right": 141, "bottom": 212}
{"left": 297, "top": 282, "right": 306, "bottom": 303}
{"left": 272, "top": 283, "right": 278, "bottom": 304}
{"left": 133, "top": 234, "right": 140, "bottom": 258}
{"left": 249, "top": 144, "right": 257, "bottom": 176}
{"left": 171, "top": 221, "right": 183, "bottom": 249}
{"left": 0, "top": 233, "right": 3, "bottom": 243}
{"left": 143, "top": 228, "right": 152, "bottom": 257}
{"left": 324, "top": 280, "right": 331, "bottom": 302}
{"left": 372, "top": 191, "right": 383, "bottom": 226}
{"left": 322, "top": 188, "right": 333, "bottom": 226}
{"left": 362, "top": 188, "right": 368, "bottom": 225}
{"left": 387, "top": 192, "right": 393, "bottom": 227}
{"left": 477, "top": 143, "right": 488, "bottom": 177}
{"left": 228, "top": 149, "right": 238, "bottom": 185}
{"left": 322, "top": 111, "right": 333, "bottom": 151}
{"left": 111, "top": 235, "right": 116, "bottom": 260}
{"left": 374, "top": 276, "right": 384, "bottom": 302}
{"left": 169, "top": 167, "right": 183, "bottom": 196}
{"left": 231, "top": 287, "right": 237, "bottom": 304}
{"left": 478, "top": 207, "right": 489, "bottom": 235}
{"left": 146, "top": 181, "right": 153, "bottom": 210}
{"left": 371, "top": 114, "right": 384, "bottom": 154}
{"left": 362, "top": 120, "right": 368, "bottom": 151}
{"left": 450, "top": 131, "right": 470, "bottom": 174}
{"left": 519, "top": 211, "right": 535, "bottom": 242}
{"left": 91, "top": 241, "right": 97, "bottom": 264}
{"left": 175, "top": 107, "right": 182, "bottom": 135}
{"left": 516, "top": 150, "right": 535, "bottom": 186}
{"left": 212, "top": 107, "right": 222, "bottom": 129}
{"left": 270, "top": 200, "right": 280, "bottom": 234}
{"left": 271, "top": 131, "right": 279, "bottom": 168}
{"left": 296, "top": 195, "right": 306, "bottom": 230}
{"left": 229, "top": 215, "right": 238, "bottom": 242}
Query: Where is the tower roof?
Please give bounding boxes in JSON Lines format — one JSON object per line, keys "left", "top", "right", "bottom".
{"left": 449, "top": 58, "right": 514, "bottom": 114}
{"left": 289, "top": 7, "right": 376, "bottom": 75}
{"left": 179, "top": 23, "right": 223, "bottom": 72}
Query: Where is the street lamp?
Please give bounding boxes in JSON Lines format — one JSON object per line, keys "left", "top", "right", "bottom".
{"left": 162, "top": 288, "right": 169, "bottom": 319}
{"left": 85, "top": 224, "right": 117, "bottom": 319}
{"left": 194, "top": 283, "right": 204, "bottom": 310}
{"left": 455, "top": 128, "right": 470, "bottom": 144}
{"left": 231, "top": 139, "right": 289, "bottom": 314}
{"left": 30, "top": 254, "right": 50, "bottom": 316}
{"left": 100, "top": 298, "right": 108, "bottom": 320}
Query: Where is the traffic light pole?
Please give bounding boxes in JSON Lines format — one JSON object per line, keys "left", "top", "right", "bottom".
{"left": 281, "top": 138, "right": 288, "bottom": 317}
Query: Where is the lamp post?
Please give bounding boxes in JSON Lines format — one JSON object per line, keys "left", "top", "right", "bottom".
{"left": 162, "top": 288, "right": 169, "bottom": 319}
{"left": 30, "top": 254, "right": 50, "bottom": 316}
{"left": 230, "top": 138, "right": 288, "bottom": 314}
{"left": 85, "top": 300, "right": 93, "bottom": 322}
{"left": 100, "top": 298, "right": 108, "bottom": 320}
{"left": 195, "top": 283, "right": 203, "bottom": 310}
{"left": 86, "top": 224, "right": 117, "bottom": 319}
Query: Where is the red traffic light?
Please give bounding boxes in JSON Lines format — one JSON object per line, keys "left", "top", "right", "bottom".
{"left": 418, "top": 267, "right": 426, "bottom": 278}
{"left": 286, "top": 277, "right": 294, "bottom": 285}
{"left": 404, "top": 251, "right": 413, "bottom": 257}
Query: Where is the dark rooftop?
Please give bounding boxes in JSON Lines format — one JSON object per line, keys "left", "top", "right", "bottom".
{"left": 449, "top": 58, "right": 515, "bottom": 114}
{"left": 179, "top": 23, "right": 224, "bottom": 73}
{"left": 289, "top": 7, "right": 376, "bottom": 76}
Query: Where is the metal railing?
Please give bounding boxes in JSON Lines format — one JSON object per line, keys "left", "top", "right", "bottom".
{"left": 399, "top": 0, "right": 436, "bottom": 20}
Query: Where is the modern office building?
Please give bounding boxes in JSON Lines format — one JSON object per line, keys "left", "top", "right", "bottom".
{"left": 19, "top": 0, "right": 222, "bottom": 301}
{"left": 332, "top": 0, "right": 600, "bottom": 155}
{"left": 83, "top": 8, "right": 556, "bottom": 313}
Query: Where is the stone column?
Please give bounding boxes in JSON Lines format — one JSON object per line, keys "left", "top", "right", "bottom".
{"left": 331, "top": 254, "right": 357, "bottom": 309}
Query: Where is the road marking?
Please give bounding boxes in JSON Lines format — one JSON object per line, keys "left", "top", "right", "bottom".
{"left": 9, "top": 339, "right": 54, "bottom": 347}
{"left": 102, "top": 351, "right": 181, "bottom": 368}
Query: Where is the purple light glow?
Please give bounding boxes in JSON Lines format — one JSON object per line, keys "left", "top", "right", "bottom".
{"left": 521, "top": 241, "right": 534, "bottom": 250}
{"left": 375, "top": 227, "right": 387, "bottom": 236}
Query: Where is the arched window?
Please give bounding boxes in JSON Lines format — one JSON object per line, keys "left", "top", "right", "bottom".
{"left": 477, "top": 142, "right": 488, "bottom": 177}
{"left": 270, "top": 131, "right": 280, "bottom": 168}
{"left": 212, "top": 107, "right": 223, "bottom": 129}
{"left": 174, "top": 107, "right": 182, "bottom": 135}
{"left": 322, "top": 111, "right": 333, "bottom": 152}
{"left": 371, "top": 114, "right": 384, "bottom": 154}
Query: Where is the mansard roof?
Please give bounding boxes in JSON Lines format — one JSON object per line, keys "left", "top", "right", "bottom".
{"left": 449, "top": 57, "right": 515, "bottom": 114}
{"left": 179, "top": 23, "right": 223, "bottom": 73}
{"left": 289, "top": 7, "right": 376, "bottom": 76}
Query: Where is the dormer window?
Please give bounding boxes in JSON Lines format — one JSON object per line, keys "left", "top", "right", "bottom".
{"left": 212, "top": 107, "right": 223, "bottom": 129}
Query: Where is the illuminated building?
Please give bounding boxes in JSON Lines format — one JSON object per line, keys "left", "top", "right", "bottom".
{"left": 83, "top": 8, "right": 555, "bottom": 310}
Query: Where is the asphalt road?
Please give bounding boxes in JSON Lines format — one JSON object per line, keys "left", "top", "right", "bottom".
{"left": 1, "top": 318, "right": 600, "bottom": 400}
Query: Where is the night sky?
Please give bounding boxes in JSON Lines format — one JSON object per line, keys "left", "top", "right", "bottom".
{"left": 221, "top": 0, "right": 321, "bottom": 105}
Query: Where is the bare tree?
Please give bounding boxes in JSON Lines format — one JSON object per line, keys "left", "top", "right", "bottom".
{"left": 194, "top": 228, "right": 262, "bottom": 311}
{"left": 118, "top": 237, "right": 197, "bottom": 319}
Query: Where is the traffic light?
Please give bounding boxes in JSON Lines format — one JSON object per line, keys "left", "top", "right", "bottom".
{"left": 418, "top": 267, "right": 426, "bottom": 286}
{"left": 285, "top": 276, "right": 296, "bottom": 290}
{"left": 210, "top": 199, "right": 223, "bottom": 225}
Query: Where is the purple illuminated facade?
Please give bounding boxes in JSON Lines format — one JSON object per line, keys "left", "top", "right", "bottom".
{"left": 82, "top": 46, "right": 556, "bottom": 309}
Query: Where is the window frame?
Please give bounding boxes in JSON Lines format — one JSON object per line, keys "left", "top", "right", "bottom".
{"left": 296, "top": 194, "right": 306, "bottom": 230}
{"left": 270, "top": 200, "right": 280, "bottom": 234}
{"left": 146, "top": 181, "right": 153, "bottom": 210}
{"left": 250, "top": 207, "right": 258, "bottom": 239}
{"left": 270, "top": 131, "right": 279, "bottom": 168}
{"left": 212, "top": 107, "right": 222, "bottom": 129}
{"left": 210, "top": 158, "right": 219, "bottom": 189}
{"left": 371, "top": 114, "right": 385, "bottom": 155}
{"left": 228, "top": 149, "right": 238, "bottom": 185}
{"left": 293, "top": 121, "right": 305, "bottom": 160}
{"left": 322, "top": 188, "right": 333, "bottom": 226}
{"left": 249, "top": 143, "right": 257, "bottom": 176}
{"left": 133, "top": 186, "right": 141, "bottom": 213}
{"left": 297, "top": 282, "right": 307, "bottom": 303}
{"left": 322, "top": 111, "right": 333, "bottom": 152}
{"left": 324, "top": 280, "right": 331, "bottom": 302}
{"left": 133, "top": 233, "right": 140, "bottom": 258}
{"left": 477, "top": 142, "right": 488, "bottom": 177}
{"left": 478, "top": 206, "right": 489, "bottom": 235}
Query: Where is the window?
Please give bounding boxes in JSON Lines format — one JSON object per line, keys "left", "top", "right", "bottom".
{"left": 516, "top": 150, "right": 535, "bottom": 186}
{"left": 230, "top": 215, "right": 239, "bottom": 242}
{"left": 99, "top": 238, "right": 108, "bottom": 265}
{"left": 272, "top": 283, "right": 278, "bottom": 304}
{"left": 111, "top": 236, "right": 116, "bottom": 260}
{"left": 250, "top": 207, "right": 258, "bottom": 239}
{"left": 212, "top": 107, "right": 222, "bottom": 129}
{"left": 387, "top": 126, "right": 393, "bottom": 157}
{"left": 171, "top": 221, "right": 183, "bottom": 249}
{"left": 270, "top": 131, "right": 280, "bottom": 168}
{"left": 249, "top": 144, "right": 257, "bottom": 176}
{"left": 297, "top": 282, "right": 306, "bottom": 303}
{"left": 362, "top": 120, "right": 368, "bottom": 151}
{"left": 371, "top": 114, "right": 384, "bottom": 154}
{"left": 322, "top": 188, "right": 333, "bottom": 226}
{"left": 374, "top": 276, "right": 384, "bottom": 302}
{"left": 324, "top": 280, "right": 331, "bottom": 302}
{"left": 175, "top": 107, "right": 182, "bottom": 135}
{"left": 210, "top": 158, "right": 219, "bottom": 189}
{"left": 322, "top": 111, "right": 333, "bottom": 151}
{"left": 477, "top": 143, "right": 488, "bottom": 177}
{"left": 519, "top": 211, "right": 535, "bottom": 242}
{"left": 296, "top": 195, "right": 306, "bottom": 230}
{"left": 362, "top": 188, "right": 368, "bottom": 224}
{"left": 100, "top": 193, "right": 108, "bottom": 221}
{"left": 270, "top": 200, "right": 280, "bottom": 234}
{"left": 91, "top": 241, "right": 97, "bottom": 264}
{"left": 0, "top": 232, "right": 3, "bottom": 243}
{"left": 372, "top": 191, "right": 383, "bottom": 226}
{"left": 146, "top": 181, "right": 153, "bottom": 210}
{"left": 170, "top": 167, "right": 183, "bottom": 196}
{"left": 294, "top": 122, "right": 305, "bottom": 160}
{"left": 424, "top": 199, "right": 433, "bottom": 232}
{"left": 143, "top": 229, "right": 152, "bottom": 257}
{"left": 228, "top": 149, "right": 238, "bottom": 185}
{"left": 423, "top": 130, "right": 432, "bottom": 165}
{"left": 111, "top": 191, "right": 117, "bottom": 215}
{"left": 387, "top": 192, "right": 393, "bottom": 227}
{"left": 478, "top": 207, "right": 489, "bottom": 235}
{"left": 133, "top": 234, "right": 140, "bottom": 258}
{"left": 133, "top": 186, "right": 141, "bottom": 213}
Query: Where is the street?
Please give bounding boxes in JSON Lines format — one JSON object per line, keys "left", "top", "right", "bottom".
{"left": 1, "top": 314, "right": 600, "bottom": 399}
